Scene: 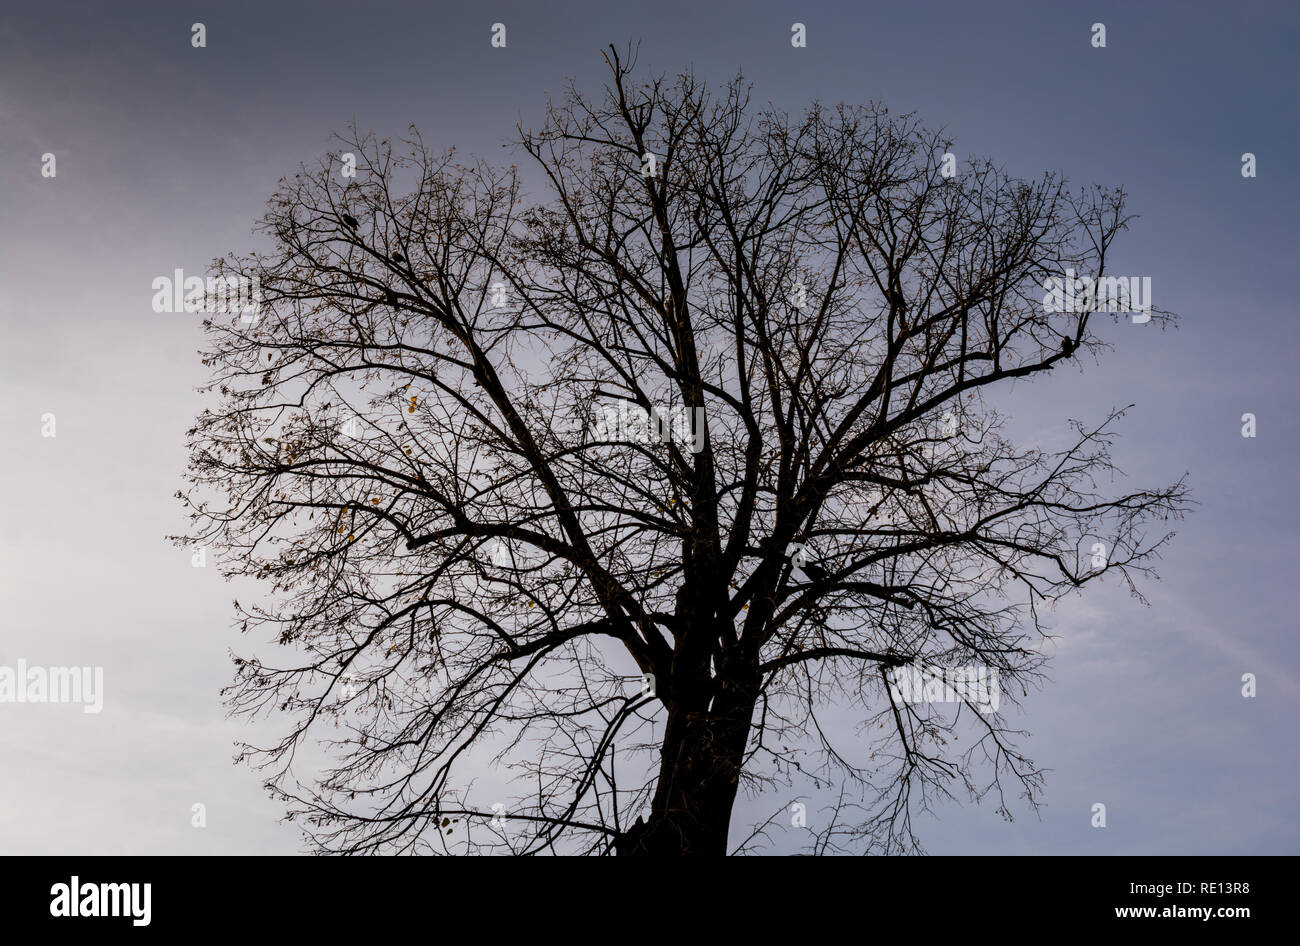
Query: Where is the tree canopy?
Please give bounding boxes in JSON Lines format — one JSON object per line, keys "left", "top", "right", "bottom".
{"left": 178, "top": 46, "right": 1188, "bottom": 855}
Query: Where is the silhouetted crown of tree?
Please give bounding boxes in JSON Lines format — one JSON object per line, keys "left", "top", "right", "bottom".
{"left": 179, "top": 46, "right": 1188, "bottom": 855}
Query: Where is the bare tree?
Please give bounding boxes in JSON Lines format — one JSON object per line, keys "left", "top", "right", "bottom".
{"left": 177, "top": 46, "right": 1188, "bottom": 855}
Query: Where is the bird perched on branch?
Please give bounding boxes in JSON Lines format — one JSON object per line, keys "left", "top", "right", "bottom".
{"left": 799, "top": 560, "right": 832, "bottom": 583}
{"left": 341, "top": 213, "right": 359, "bottom": 230}
{"left": 1060, "top": 336, "right": 1075, "bottom": 357}
{"left": 779, "top": 548, "right": 833, "bottom": 584}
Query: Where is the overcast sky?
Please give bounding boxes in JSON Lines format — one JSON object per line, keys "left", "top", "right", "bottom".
{"left": 2, "top": 0, "right": 1297, "bottom": 854}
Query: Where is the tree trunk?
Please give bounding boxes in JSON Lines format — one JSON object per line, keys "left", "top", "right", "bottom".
{"left": 616, "top": 679, "right": 756, "bottom": 856}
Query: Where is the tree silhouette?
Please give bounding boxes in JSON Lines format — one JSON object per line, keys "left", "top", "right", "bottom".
{"left": 177, "top": 46, "right": 1188, "bottom": 855}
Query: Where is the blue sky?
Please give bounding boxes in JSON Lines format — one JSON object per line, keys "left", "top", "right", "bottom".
{"left": 1, "top": 0, "right": 1296, "bottom": 853}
